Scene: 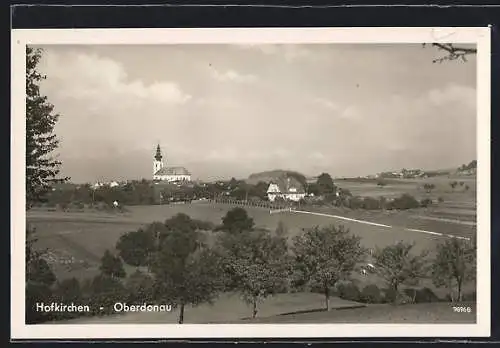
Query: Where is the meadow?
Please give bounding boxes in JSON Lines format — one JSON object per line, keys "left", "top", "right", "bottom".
{"left": 56, "top": 292, "right": 364, "bottom": 324}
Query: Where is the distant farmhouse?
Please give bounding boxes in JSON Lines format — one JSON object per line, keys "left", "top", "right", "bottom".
{"left": 267, "top": 176, "right": 306, "bottom": 202}
{"left": 152, "top": 144, "right": 192, "bottom": 183}
{"left": 92, "top": 181, "right": 120, "bottom": 189}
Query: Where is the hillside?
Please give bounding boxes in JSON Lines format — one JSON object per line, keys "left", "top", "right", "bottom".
{"left": 247, "top": 169, "right": 308, "bottom": 186}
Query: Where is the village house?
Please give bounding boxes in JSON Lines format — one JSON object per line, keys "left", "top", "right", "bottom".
{"left": 267, "top": 176, "right": 306, "bottom": 202}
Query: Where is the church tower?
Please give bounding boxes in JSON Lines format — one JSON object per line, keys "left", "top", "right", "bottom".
{"left": 153, "top": 144, "right": 164, "bottom": 175}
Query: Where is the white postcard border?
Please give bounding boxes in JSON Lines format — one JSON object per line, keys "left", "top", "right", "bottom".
{"left": 11, "top": 27, "right": 491, "bottom": 339}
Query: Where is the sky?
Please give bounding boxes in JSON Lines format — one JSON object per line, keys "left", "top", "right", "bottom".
{"left": 35, "top": 44, "right": 477, "bottom": 183}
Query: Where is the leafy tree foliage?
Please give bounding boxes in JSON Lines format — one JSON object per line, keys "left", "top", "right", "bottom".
{"left": 386, "top": 194, "right": 420, "bottom": 210}
{"left": 116, "top": 228, "right": 156, "bottom": 267}
{"left": 431, "top": 237, "right": 476, "bottom": 302}
{"left": 458, "top": 160, "right": 477, "bottom": 171}
{"left": 125, "top": 269, "right": 156, "bottom": 303}
{"left": 373, "top": 241, "right": 429, "bottom": 302}
{"left": 150, "top": 214, "right": 224, "bottom": 323}
{"left": 217, "top": 227, "right": 290, "bottom": 318}
{"left": 87, "top": 274, "right": 127, "bottom": 315}
{"left": 336, "top": 281, "right": 362, "bottom": 302}
{"left": 26, "top": 47, "right": 68, "bottom": 208}
{"left": 25, "top": 46, "right": 67, "bottom": 323}
{"left": 51, "top": 278, "right": 84, "bottom": 319}
{"left": 360, "top": 284, "right": 383, "bottom": 304}
{"left": 316, "top": 173, "right": 336, "bottom": 195}
{"left": 292, "top": 225, "right": 365, "bottom": 311}
{"left": 54, "top": 277, "right": 82, "bottom": 303}
{"left": 220, "top": 207, "right": 255, "bottom": 234}
{"left": 27, "top": 257, "right": 57, "bottom": 286}
{"left": 99, "top": 250, "right": 126, "bottom": 279}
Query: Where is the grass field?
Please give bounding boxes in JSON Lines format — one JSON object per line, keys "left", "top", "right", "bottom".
{"left": 234, "top": 302, "right": 477, "bottom": 324}
{"left": 336, "top": 175, "right": 476, "bottom": 225}
{"left": 57, "top": 292, "right": 364, "bottom": 324}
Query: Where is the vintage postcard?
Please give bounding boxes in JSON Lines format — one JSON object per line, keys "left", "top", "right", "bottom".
{"left": 12, "top": 27, "right": 490, "bottom": 339}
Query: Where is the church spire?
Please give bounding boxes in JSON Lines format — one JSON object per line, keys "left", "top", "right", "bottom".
{"left": 155, "top": 144, "right": 162, "bottom": 161}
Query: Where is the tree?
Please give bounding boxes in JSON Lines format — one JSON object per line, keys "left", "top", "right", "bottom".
{"left": 217, "top": 227, "right": 290, "bottom": 318}
{"left": 52, "top": 277, "right": 84, "bottom": 320}
{"left": 27, "top": 257, "right": 56, "bottom": 287}
{"left": 125, "top": 269, "right": 156, "bottom": 303}
{"left": 219, "top": 207, "right": 255, "bottom": 234}
{"left": 316, "top": 173, "right": 336, "bottom": 195}
{"left": 292, "top": 225, "right": 365, "bottom": 311}
{"left": 426, "top": 43, "right": 477, "bottom": 63}
{"left": 116, "top": 228, "right": 156, "bottom": 266}
{"left": 372, "top": 241, "right": 429, "bottom": 302}
{"left": 307, "top": 182, "right": 320, "bottom": 196}
{"left": 25, "top": 46, "right": 67, "bottom": 323}
{"left": 88, "top": 274, "right": 127, "bottom": 315}
{"left": 26, "top": 47, "right": 68, "bottom": 208}
{"left": 431, "top": 237, "right": 476, "bottom": 302}
{"left": 150, "top": 214, "right": 224, "bottom": 324}
{"left": 99, "top": 250, "right": 126, "bottom": 279}
{"left": 450, "top": 181, "right": 458, "bottom": 191}
{"left": 54, "top": 277, "right": 82, "bottom": 303}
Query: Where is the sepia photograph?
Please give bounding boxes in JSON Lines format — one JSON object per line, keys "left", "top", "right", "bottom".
{"left": 12, "top": 28, "right": 490, "bottom": 339}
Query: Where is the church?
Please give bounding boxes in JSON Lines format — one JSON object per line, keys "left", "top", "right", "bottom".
{"left": 152, "top": 144, "right": 192, "bottom": 183}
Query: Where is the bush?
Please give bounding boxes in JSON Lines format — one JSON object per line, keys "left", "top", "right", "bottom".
{"left": 337, "top": 282, "right": 361, "bottom": 302}
{"left": 415, "top": 287, "right": 440, "bottom": 303}
{"left": 388, "top": 194, "right": 420, "bottom": 210}
{"left": 52, "top": 278, "right": 85, "bottom": 320}
{"left": 348, "top": 197, "right": 364, "bottom": 210}
{"left": 437, "top": 196, "right": 444, "bottom": 203}
{"left": 362, "top": 197, "right": 381, "bottom": 210}
{"left": 395, "top": 291, "right": 413, "bottom": 305}
{"left": 382, "top": 287, "right": 405, "bottom": 304}
{"left": 420, "top": 198, "right": 433, "bottom": 208}
{"left": 125, "top": 270, "right": 156, "bottom": 302}
{"left": 360, "top": 284, "right": 382, "bottom": 303}
{"left": 87, "top": 274, "right": 127, "bottom": 315}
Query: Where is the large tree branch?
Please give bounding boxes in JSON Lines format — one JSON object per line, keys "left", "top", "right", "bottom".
{"left": 427, "top": 43, "right": 477, "bottom": 63}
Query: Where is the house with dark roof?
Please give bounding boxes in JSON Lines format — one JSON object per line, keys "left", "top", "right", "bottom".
{"left": 152, "top": 144, "right": 192, "bottom": 183}
{"left": 267, "top": 176, "right": 306, "bottom": 202}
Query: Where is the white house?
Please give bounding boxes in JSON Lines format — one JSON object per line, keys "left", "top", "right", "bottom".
{"left": 267, "top": 177, "right": 306, "bottom": 202}
{"left": 152, "top": 144, "right": 192, "bottom": 183}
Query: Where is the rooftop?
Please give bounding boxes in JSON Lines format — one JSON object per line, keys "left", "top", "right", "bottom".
{"left": 154, "top": 166, "right": 191, "bottom": 176}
